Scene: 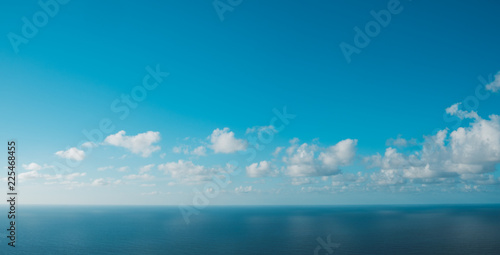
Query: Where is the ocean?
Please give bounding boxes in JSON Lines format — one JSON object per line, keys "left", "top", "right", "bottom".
{"left": 2, "top": 205, "right": 500, "bottom": 254}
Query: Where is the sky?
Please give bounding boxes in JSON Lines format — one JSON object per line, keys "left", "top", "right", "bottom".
{"left": 0, "top": 0, "right": 500, "bottom": 205}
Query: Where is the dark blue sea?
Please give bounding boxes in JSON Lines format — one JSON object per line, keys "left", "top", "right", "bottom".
{"left": 2, "top": 205, "right": 500, "bottom": 254}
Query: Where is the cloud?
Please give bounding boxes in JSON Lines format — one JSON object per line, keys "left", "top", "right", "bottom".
{"left": 459, "top": 174, "right": 499, "bottom": 185}
{"left": 366, "top": 147, "right": 408, "bottom": 171}
{"left": 485, "top": 71, "right": 500, "bottom": 92}
{"left": 173, "top": 145, "right": 207, "bottom": 156}
{"left": 158, "top": 160, "right": 219, "bottom": 183}
{"left": 209, "top": 128, "right": 247, "bottom": 153}
{"left": 450, "top": 115, "right": 500, "bottom": 165}
{"left": 331, "top": 172, "right": 366, "bottom": 186}
{"left": 104, "top": 130, "right": 161, "bottom": 157}
{"left": 273, "top": 147, "right": 284, "bottom": 157}
{"left": 289, "top": 137, "right": 299, "bottom": 144}
{"left": 246, "top": 161, "right": 278, "bottom": 177}
{"left": 139, "top": 164, "right": 155, "bottom": 174}
{"left": 445, "top": 103, "right": 480, "bottom": 120}
{"left": 22, "top": 163, "right": 46, "bottom": 171}
{"left": 55, "top": 147, "right": 85, "bottom": 161}
{"left": 371, "top": 169, "right": 405, "bottom": 185}
{"left": 291, "top": 177, "right": 320, "bottom": 186}
{"left": 367, "top": 137, "right": 448, "bottom": 181}
{"left": 19, "top": 163, "right": 52, "bottom": 181}
{"left": 245, "top": 125, "right": 276, "bottom": 134}
{"left": 123, "top": 174, "right": 155, "bottom": 180}
{"left": 386, "top": 135, "right": 417, "bottom": 147}
{"left": 19, "top": 169, "right": 86, "bottom": 182}
{"left": 191, "top": 146, "right": 207, "bottom": 156}
{"left": 284, "top": 142, "right": 317, "bottom": 176}
{"left": 173, "top": 145, "right": 189, "bottom": 154}
{"left": 91, "top": 178, "right": 109, "bottom": 186}
{"left": 81, "top": 142, "right": 97, "bottom": 148}
{"left": 318, "top": 139, "right": 358, "bottom": 169}
{"left": 300, "top": 186, "right": 331, "bottom": 193}
{"left": 117, "top": 166, "right": 129, "bottom": 172}
{"left": 366, "top": 112, "right": 500, "bottom": 182}
{"left": 50, "top": 172, "right": 86, "bottom": 181}
{"left": 234, "top": 185, "right": 253, "bottom": 193}
{"left": 19, "top": 171, "right": 44, "bottom": 180}
{"left": 283, "top": 139, "right": 357, "bottom": 177}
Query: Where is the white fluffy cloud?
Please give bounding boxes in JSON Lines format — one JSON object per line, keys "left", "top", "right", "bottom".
{"left": 246, "top": 161, "right": 278, "bottom": 177}
{"left": 22, "top": 163, "right": 44, "bottom": 171}
{"left": 55, "top": 147, "right": 85, "bottom": 161}
{"left": 318, "top": 139, "right": 358, "bottom": 169}
{"left": 367, "top": 109, "right": 500, "bottom": 182}
{"left": 485, "top": 71, "right": 500, "bottom": 92}
{"left": 19, "top": 163, "right": 46, "bottom": 180}
{"left": 104, "top": 130, "right": 161, "bottom": 157}
{"left": 283, "top": 138, "right": 357, "bottom": 177}
{"left": 450, "top": 115, "right": 500, "bottom": 165}
{"left": 366, "top": 147, "right": 407, "bottom": 172}
{"left": 209, "top": 128, "right": 247, "bottom": 153}
{"left": 158, "top": 160, "right": 218, "bottom": 183}
{"left": 284, "top": 142, "right": 316, "bottom": 176}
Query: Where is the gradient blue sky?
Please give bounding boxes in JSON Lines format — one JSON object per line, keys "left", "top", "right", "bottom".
{"left": 1, "top": 0, "right": 500, "bottom": 205}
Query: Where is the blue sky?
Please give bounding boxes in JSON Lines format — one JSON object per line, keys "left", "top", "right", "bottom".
{"left": 1, "top": 0, "right": 500, "bottom": 205}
